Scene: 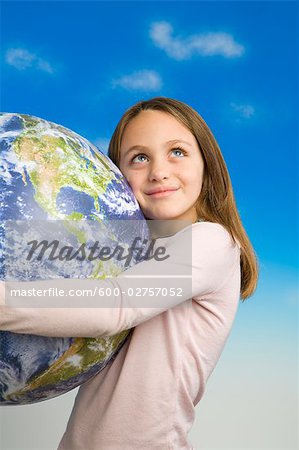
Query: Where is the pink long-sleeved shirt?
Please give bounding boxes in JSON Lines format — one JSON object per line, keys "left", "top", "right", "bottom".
{"left": 1, "top": 221, "right": 241, "bottom": 449}
{"left": 59, "top": 221, "right": 241, "bottom": 450}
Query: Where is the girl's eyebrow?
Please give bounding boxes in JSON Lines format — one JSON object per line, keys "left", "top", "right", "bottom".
{"left": 166, "top": 139, "right": 192, "bottom": 147}
{"left": 123, "top": 139, "right": 192, "bottom": 157}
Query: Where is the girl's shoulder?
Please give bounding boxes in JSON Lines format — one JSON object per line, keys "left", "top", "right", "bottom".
{"left": 192, "top": 220, "right": 241, "bottom": 250}
{"left": 156, "top": 220, "right": 240, "bottom": 252}
{"left": 170, "top": 220, "right": 230, "bottom": 244}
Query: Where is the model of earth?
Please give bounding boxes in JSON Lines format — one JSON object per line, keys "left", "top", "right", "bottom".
{"left": 0, "top": 113, "right": 149, "bottom": 405}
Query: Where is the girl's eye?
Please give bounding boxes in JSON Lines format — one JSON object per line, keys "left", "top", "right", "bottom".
{"left": 171, "top": 147, "right": 186, "bottom": 157}
{"left": 131, "top": 154, "right": 148, "bottom": 164}
{"left": 130, "top": 147, "right": 186, "bottom": 164}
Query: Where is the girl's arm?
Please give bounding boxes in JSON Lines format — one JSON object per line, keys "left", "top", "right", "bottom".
{"left": 0, "top": 223, "right": 240, "bottom": 338}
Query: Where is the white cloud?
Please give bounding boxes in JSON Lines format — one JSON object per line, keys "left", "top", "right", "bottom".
{"left": 36, "top": 58, "right": 54, "bottom": 74}
{"left": 112, "top": 69, "right": 162, "bottom": 91}
{"left": 230, "top": 102, "right": 255, "bottom": 119}
{"left": 150, "top": 21, "right": 245, "bottom": 60}
{"left": 5, "top": 48, "right": 35, "bottom": 70}
{"left": 5, "top": 48, "right": 54, "bottom": 73}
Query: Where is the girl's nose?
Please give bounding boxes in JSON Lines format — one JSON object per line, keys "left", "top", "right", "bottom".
{"left": 148, "top": 159, "right": 170, "bottom": 182}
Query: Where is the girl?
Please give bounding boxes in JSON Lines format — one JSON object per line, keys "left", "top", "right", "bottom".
{"left": 0, "top": 97, "right": 259, "bottom": 449}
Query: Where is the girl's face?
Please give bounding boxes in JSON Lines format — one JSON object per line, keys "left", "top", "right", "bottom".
{"left": 119, "top": 110, "right": 204, "bottom": 222}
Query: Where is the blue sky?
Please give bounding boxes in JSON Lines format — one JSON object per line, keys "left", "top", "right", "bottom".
{"left": 1, "top": 2, "right": 298, "bottom": 292}
{"left": 1, "top": 1, "right": 298, "bottom": 448}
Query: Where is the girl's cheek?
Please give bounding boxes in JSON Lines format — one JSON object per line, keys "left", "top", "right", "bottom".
{"left": 125, "top": 177, "right": 138, "bottom": 193}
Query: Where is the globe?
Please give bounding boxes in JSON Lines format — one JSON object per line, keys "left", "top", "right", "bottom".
{"left": 0, "top": 113, "right": 150, "bottom": 405}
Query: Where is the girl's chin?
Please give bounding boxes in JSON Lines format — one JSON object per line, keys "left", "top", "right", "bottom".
{"left": 144, "top": 212, "right": 180, "bottom": 221}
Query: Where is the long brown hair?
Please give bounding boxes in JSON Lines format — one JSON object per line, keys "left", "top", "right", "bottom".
{"left": 108, "top": 97, "right": 259, "bottom": 301}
